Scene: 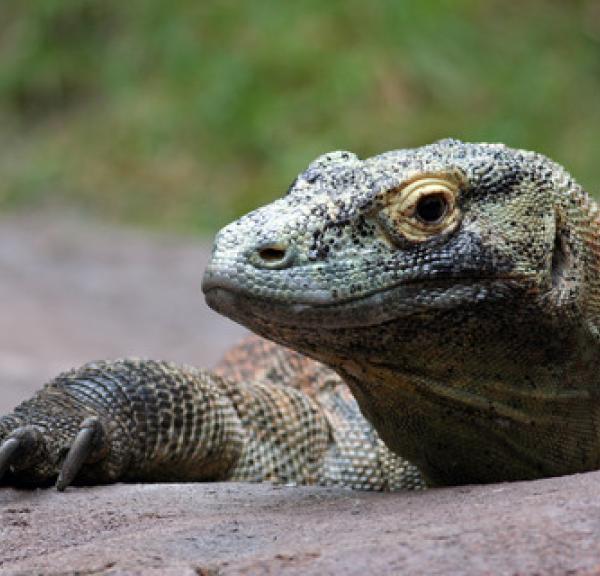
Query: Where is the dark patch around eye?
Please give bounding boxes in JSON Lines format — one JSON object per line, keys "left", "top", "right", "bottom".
{"left": 415, "top": 194, "right": 448, "bottom": 224}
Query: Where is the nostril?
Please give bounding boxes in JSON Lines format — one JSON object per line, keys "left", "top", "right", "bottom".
{"left": 259, "top": 246, "right": 287, "bottom": 262}
{"left": 252, "top": 242, "right": 295, "bottom": 269}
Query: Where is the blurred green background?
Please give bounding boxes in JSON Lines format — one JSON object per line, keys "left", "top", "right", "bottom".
{"left": 0, "top": 0, "right": 599, "bottom": 234}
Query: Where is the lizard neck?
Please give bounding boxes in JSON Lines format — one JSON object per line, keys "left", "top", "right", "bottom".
{"left": 308, "top": 299, "right": 600, "bottom": 485}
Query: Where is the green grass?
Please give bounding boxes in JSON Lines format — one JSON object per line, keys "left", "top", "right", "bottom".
{"left": 1, "top": 0, "right": 599, "bottom": 233}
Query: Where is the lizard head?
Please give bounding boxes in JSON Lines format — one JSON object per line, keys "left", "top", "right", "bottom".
{"left": 204, "top": 139, "right": 600, "bottom": 485}
{"left": 204, "top": 138, "right": 587, "bottom": 354}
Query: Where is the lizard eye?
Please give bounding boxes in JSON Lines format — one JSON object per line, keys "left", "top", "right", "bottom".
{"left": 415, "top": 193, "right": 448, "bottom": 225}
{"left": 378, "top": 173, "right": 463, "bottom": 243}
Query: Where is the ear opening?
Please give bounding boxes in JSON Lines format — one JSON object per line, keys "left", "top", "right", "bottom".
{"left": 551, "top": 225, "right": 569, "bottom": 289}
{"left": 549, "top": 211, "right": 579, "bottom": 308}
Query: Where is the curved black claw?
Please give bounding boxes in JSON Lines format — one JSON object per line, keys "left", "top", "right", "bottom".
{"left": 56, "top": 417, "right": 106, "bottom": 491}
{"left": 0, "top": 427, "right": 43, "bottom": 482}
{"left": 0, "top": 438, "right": 20, "bottom": 481}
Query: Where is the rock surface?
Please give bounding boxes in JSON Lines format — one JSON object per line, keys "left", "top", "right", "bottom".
{"left": 1, "top": 213, "right": 600, "bottom": 575}
{"left": 2, "top": 474, "right": 600, "bottom": 575}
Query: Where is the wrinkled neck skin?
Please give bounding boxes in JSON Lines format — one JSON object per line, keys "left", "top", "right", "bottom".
{"left": 211, "top": 288, "right": 600, "bottom": 486}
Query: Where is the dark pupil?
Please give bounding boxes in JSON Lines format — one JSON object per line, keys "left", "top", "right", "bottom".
{"left": 415, "top": 195, "right": 447, "bottom": 224}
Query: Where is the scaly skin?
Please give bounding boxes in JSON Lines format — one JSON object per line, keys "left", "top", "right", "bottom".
{"left": 2, "top": 138, "right": 599, "bottom": 490}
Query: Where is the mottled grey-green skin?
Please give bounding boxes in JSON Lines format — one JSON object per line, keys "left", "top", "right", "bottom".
{"left": 2, "top": 139, "right": 600, "bottom": 490}
{"left": 204, "top": 139, "right": 600, "bottom": 486}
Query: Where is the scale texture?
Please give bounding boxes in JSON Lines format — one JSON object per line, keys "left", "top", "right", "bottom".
{"left": 2, "top": 139, "right": 599, "bottom": 490}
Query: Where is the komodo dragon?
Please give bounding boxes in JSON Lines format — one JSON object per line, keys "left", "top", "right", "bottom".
{"left": 1, "top": 138, "right": 599, "bottom": 491}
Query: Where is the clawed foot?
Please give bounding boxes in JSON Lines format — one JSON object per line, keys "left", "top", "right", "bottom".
{"left": 0, "top": 358, "right": 233, "bottom": 489}
{"left": 0, "top": 414, "right": 124, "bottom": 490}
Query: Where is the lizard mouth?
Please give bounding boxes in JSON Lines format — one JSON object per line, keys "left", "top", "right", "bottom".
{"left": 203, "top": 273, "right": 525, "bottom": 330}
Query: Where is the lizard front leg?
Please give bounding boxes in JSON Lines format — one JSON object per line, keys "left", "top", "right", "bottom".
{"left": 0, "top": 359, "right": 247, "bottom": 489}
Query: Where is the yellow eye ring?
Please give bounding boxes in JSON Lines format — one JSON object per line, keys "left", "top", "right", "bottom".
{"left": 380, "top": 174, "right": 462, "bottom": 243}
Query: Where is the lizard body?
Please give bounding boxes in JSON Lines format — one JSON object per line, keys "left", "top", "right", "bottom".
{"left": 1, "top": 139, "right": 599, "bottom": 490}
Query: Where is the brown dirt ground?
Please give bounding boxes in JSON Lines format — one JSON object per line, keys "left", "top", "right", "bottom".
{"left": 1, "top": 213, "right": 600, "bottom": 575}
{"left": 0, "top": 212, "right": 246, "bottom": 412}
